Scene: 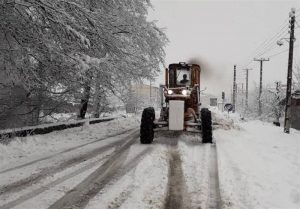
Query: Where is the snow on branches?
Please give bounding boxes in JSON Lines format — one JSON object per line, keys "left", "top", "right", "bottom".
{"left": 0, "top": 0, "right": 167, "bottom": 127}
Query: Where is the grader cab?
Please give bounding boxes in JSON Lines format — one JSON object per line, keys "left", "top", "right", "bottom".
{"left": 140, "top": 62, "right": 212, "bottom": 144}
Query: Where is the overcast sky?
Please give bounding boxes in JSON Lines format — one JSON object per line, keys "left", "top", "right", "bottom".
{"left": 149, "top": 0, "right": 300, "bottom": 97}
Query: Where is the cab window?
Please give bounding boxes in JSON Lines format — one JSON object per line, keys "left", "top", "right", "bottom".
{"left": 176, "top": 69, "right": 191, "bottom": 86}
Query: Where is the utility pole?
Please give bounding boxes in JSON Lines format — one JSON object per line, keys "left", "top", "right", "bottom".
{"left": 275, "top": 81, "right": 281, "bottom": 105}
{"left": 231, "top": 86, "right": 233, "bottom": 105}
{"left": 254, "top": 58, "right": 270, "bottom": 116}
{"left": 149, "top": 79, "right": 152, "bottom": 105}
{"left": 243, "top": 68, "right": 253, "bottom": 108}
{"left": 222, "top": 91, "right": 225, "bottom": 112}
{"left": 241, "top": 83, "right": 244, "bottom": 108}
{"left": 284, "top": 8, "right": 296, "bottom": 134}
{"left": 233, "top": 65, "right": 237, "bottom": 113}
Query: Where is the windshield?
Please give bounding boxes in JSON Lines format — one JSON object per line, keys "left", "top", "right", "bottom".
{"left": 176, "top": 68, "right": 191, "bottom": 86}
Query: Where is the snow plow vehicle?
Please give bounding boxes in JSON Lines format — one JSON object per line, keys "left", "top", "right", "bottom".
{"left": 140, "top": 62, "right": 212, "bottom": 144}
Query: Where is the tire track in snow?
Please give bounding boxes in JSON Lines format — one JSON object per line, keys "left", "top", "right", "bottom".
{"left": 0, "top": 129, "right": 134, "bottom": 175}
{"left": 218, "top": 144, "right": 253, "bottom": 209}
{"left": 0, "top": 137, "right": 126, "bottom": 196}
{"left": 0, "top": 130, "right": 139, "bottom": 209}
{"left": 105, "top": 179, "right": 135, "bottom": 209}
{"left": 208, "top": 144, "right": 221, "bottom": 209}
{"left": 164, "top": 149, "right": 191, "bottom": 209}
{"left": 0, "top": 154, "right": 106, "bottom": 209}
{"left": 47, "top": 134, "right": 152, "bottom": 209}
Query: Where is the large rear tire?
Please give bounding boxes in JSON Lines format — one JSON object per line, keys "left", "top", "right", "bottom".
{"left": 201, "top": 108, "right": 212, "bottom": 143}
{"left": 140, "top": 107, "right": 155, "bottom": 144}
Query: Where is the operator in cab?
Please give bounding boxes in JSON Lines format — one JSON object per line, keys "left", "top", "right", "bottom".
{"left": 180, "top": 74, "right": 189, "bottom": 84}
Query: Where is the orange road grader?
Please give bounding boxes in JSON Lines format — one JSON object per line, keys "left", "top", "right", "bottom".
{"left": 140, "top": 62, "right": 212, "bottom": 144}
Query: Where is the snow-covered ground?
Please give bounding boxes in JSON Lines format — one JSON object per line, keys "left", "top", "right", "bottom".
{"left": 0, "top": 116, "right": 139, "bottom": 171}
{"left": 0, "top": 116, "right": 140, "bottom": 209}
{"left": 0, "top": 109, "right": 299, "bottom": 209}
{"left": 215, "top": 119, "right": 300, "bottom": 209}
{"left": 210, "top": 107, "right": 300, "bottom": 209}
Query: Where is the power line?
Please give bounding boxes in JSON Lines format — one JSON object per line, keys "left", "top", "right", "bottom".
{"left": 253, "top": 20, "right": 288, "bottom": 56}
{"left": 243, "top": 17, "right": 290, "bottom": 68}
{"left": 268, "top": 48, "right": 289, "bottom": 58}
{"left": 244, "top": 25, "right": 289, "bottom": 68}
{"left": 257, "top": 29, "right": 289, "bottom": 55}
{"left": 256, "top": 41, "right": 284, "bottom": 58}
{"left": 268, "top": 44, "right": 299, "bottom": 58}
{"left": 253, "top": 21, "right": 288, "bottom": 51}
{"left": 254, "top": 25, "right": 289, "bottom": 58}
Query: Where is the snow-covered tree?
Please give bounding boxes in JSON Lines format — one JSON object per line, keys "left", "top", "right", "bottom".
{"left": 244, "top": 82, "right": 285, "bottom": 124}
{"left": 0, "top": 0, "right": 167, "bottom": 127}
{"left": 263, "top": 82, "right": 285, "bottom": 125}
{"left": 293, "top": 59, "right": 300, "bottom": 90}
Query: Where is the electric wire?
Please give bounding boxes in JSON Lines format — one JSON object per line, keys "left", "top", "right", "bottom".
{"left": 259, "top": 19, "right": 300, "bottom": 59}
{"left": 243, "top": 18, "right": 290, "bottom": 68}
{"left": 253, "top": 18, "right": 289, "bottom": 57}
{"left": 244, "top": 11, "right": 300, "bottom": 67}
{"left": 268, "top": 44, "right": 299, "bottom": 58}
{"left": 254, "top": 25, "right": 289, "bottom": 58}
{"left": 256, "top": 34, "right": 289, "bottom": 59}
{"left": 247, "top": 8, "right": 300, "bottom": 61}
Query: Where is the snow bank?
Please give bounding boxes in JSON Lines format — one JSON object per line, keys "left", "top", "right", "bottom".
{"left": 0, "top": 116, "right": 117, "bottom": 143}
{"left": 210, "top": 106, "right": 242, "bottom": 130}
{"left": 41, "top": 112, "right": 78, "bottom": 123}
{"left": 0, "top": 116, "right": 140, "bottom": 171}
{"left": 215, "top": 120, "right": 300, "bottom": 209}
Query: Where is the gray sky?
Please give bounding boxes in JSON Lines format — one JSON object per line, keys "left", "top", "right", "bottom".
{"left": 149, "top": 0, "right": 300, "bottom": 97}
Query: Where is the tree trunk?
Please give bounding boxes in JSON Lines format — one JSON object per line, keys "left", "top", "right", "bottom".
{"left": 33, "top": 89, "right": 43, "bottom": 125}
{"left": 93, "top": 71, "right": 101, "bottom": 118}
{"left": 78, "top": 82, "right": 91, "bottom": 119}
{"left": 32, "top": 64, "right": 45, "bottom": 125}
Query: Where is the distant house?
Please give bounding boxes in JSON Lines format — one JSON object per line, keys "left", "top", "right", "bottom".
{"left": 279, "top": 90, "right": 300, "bottom": 130}
{"left": 291, "top": 91, "right": 300, "bottom": 130}
{"left": 210, "top": 98, "right": 218, "bottom": 106}
{"left": 125, "top": 82, "right": 161, "bottom": 113}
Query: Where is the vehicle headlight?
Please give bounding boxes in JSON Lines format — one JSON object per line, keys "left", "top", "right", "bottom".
{"left": 182, "top": 89, "right": 188, "bottom": 95}
{"left": 167, "top": 90, "right": 173, "bottom": 95}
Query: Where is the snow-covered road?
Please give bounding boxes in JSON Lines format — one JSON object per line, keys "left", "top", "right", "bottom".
{"left": 0, "top": 116, "right": 216, "bottom": 209}
{"left": 0, "top": 112, "right": 299, "bottom": 209}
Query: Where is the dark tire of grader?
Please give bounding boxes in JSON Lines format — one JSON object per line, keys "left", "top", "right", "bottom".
{"left": 140, "top": 107, "right": 155, "bottom": 144}
{"left": 201, "top": 108, "right": 213, "bottom": 143}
